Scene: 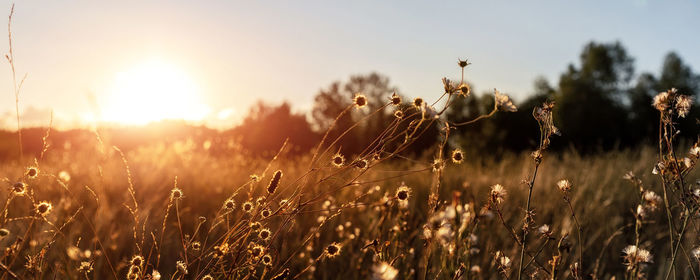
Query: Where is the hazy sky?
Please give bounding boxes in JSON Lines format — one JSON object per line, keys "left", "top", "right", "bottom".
{"left": 0, "top": 0, "right": 698, "bottom": 128}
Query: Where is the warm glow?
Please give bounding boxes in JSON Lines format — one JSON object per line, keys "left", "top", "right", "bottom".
{"left": 100, "top": 60, "right": 210, "bottom": 125}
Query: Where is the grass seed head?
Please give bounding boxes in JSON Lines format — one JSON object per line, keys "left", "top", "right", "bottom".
{"left": 267, "top": 170, "right": 282, "bottom": 194}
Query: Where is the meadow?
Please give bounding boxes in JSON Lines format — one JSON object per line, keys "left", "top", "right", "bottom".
{"left": 1, "top": 60, "right": 699, "bottom": 280}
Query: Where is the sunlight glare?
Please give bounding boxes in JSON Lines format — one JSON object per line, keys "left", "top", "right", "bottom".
{"left": 100, "top": 60, "right": 210, "bottom": 125}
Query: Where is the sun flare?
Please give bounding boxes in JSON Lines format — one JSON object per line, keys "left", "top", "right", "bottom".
{"left": 100, "top": 60, "right": 210, "bottom": 125}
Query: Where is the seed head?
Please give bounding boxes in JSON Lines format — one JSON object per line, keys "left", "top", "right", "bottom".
{"left": 332, "top": 153, "right": 345, "bottom": 167}
{"left": 653, "top": 89, "right": 672, "bottom": 111}
{"left": 325, "top": 243, "right": 341, "bottom": 258}
{"left": 259, "top": 228, "right": 271, "bottom": 240}
{"left": 243, "top": 201, "right": 254, "bottom": 213}
{"left": 267, "top": 170, "right": 283, "bottom": 194}
{"left": 11, "top": 182, "right": 26, "bottom": 196}
{"left": 262, "top": 254, "right": 273, "bottom": 266}
{"left": 395, "top": 185, "right": 411, "bottom": 201}
{"left": 26, "top": 167, "right": 39, "bottom": 179}
{"left": 191, "top": 241, "right": 201, "bottom": 251}
{"left": 171, "top": 187, "right": 183, "bottom": 200}
{"left": 458, "top": 83, "right": 471, "bottom": 97}
{"left": 250, "top": 244, "right": 265, "bottom": 257}
{"left": 176, "top": 260, "right": 188, "bottom": 275}
{"left": 457, "top": 58, "right": 471, "bottom": 68}
{"left": 451, "top": 149, "right": 464, "bottom": 164}
{"left": 494, "top": 89, "right": 517, "bottom": 112}
{"left": 35, "top": 201, "right": 52, "bottom": 216}
{"left": 556, "top": 179, "right": 572, "bottom": 193}
{"left": 202, "top": 275, "right": 214, "bottom": 280}
{"left": 0, "top": 228, "right": 9, "bottom": 238}
{"left": 250, "top": 222, "right": 262, "bottom": 231}
{"left": 490, "top": 184, "right": 507, "bottom": 205}
{"left": 413, "top": 97, "right": 424, "bottom": 109}
{"left": 390, "top": 92, "right": 401, "bottom": 106}
{"left": 393, "top": 110, "right": 404, "bottom": 119}
{"left": 353, "top": 159, "right": 369, "bottom": 169}
{"left": 354, "top": 94, "right": 367, "bottom": 108}
{"left": 261, "top": 208, "right": 271, "bottom": 218}
{"left": 223, "top": 199, "right": 236, "bottom": 211}
{"left": 78, "top": 261, "right": 93, "bottom": 273}
{"left": 130, "top": 255, "right": 144, "bottom": 267}
{"left": 676, "top": 94, "right": 693, "bottom": 118}
{"left": 622, "top": 245, "right": 653, "bottom": 265}
{"left": 442, "top": 78, "right": 457, "bottom": 94}
{"left": 372, "top": 261, "right": 399, "bottom": 280}
{"left": 494, "top": 251, "right": 511, "bottom": 269}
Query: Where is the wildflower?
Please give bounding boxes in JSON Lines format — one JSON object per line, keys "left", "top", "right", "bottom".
{"left": 622, "top": 245, "right": 653, "bottom": 265}
{"left": 325, "top": 243, "right": 341, "bottom": 258}
{"left": 0, "top": 229, "right": 9, "bottom": 238}
{"left": 354, "top": 94, "right": 367, "bottom": 108}
{"left": 390, "top": 92, "right": 401, "bottom": 106}
{"left": 271, "top": 268, "right": 290, "bottom": 280}
{"left": 413, "top": 97, "right": 424, "bottom": 109}
{"left": 393, "top": 110, "right": 404, "bottom": 119}
{"left": 262, "top": 254, "right": 273, "bottom": 266}
{"left": 332, "top": 153, "right": 345, "bottom": 167}
{"left": 395, "top": 184, "right": 411, "bottom": 201}
{"left": 170, "top": 187, "right": 183, "bottom": 200}
{"left": 243, "top": 201, "right": 254, "bottom": 213}
{"left": 490, "top": 184, "right": 507, "bottom": 205}
{"left": 442, "top": 78, "right": 457, "bottom": 94}
{"left": 11, "top": 182, "right": 26, "bottom": 196}
{"left": 451, "top": 149, "right": 464, "bottom": 164}
{"left": 267, "top": 170, "right": 282, "bottom": 194}
{"left": 26, "top": 167, "right": 39, "bottom": 179}
{"left": 35, "top": 201, "right": 52, "bottom": 216}
{"left": 676, "top": 94, "right": 693, "bottom": 117}
{"left": 259, "top": 228, "right": 271, "bottom": 240}
{"left": 494, "top": 89, "right": 517, "bottom": 112}
{"left": 653, "top": 89, "right": 672, "bottom": 111}
{"left": 371, "top": 261, "right": 398, "bottom": 280}
{"left": 556, "top": 179, "right": 572, "bottom": 193}
{"left": 176, "top": 260, "right": 188, "bottom": 275}
{"left": 223, "top": 199, "right": 236, "bottom": 211}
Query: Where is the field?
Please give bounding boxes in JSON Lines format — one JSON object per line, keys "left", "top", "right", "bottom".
{"left": 1, "top": 87, "right": 699, "bottom": 280}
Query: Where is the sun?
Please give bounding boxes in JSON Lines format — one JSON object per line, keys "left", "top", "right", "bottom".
{"left": 100, "top": 60, "right": 210, "bottom": 125}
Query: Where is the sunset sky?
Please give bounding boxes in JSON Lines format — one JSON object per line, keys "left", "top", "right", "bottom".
{"left": 0, "top": 0, "right": 698, "bottom": 129}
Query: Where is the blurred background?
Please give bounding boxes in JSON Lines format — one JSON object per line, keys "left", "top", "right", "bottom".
{"left": 0, "top": 0, "right": 699, "bottom": 158}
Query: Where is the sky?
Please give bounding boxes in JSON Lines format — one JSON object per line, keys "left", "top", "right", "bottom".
{"left": 0, "top": 0, "right": 698, "bottom": 129}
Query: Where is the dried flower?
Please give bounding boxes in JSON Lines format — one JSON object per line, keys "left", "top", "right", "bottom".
{"left": 262, "top": 254, "right": 273, "bottom": 266}
{"left": 556, "top": 179, "right": 572, "bottom": 193}
{"left": 259, "top": 228, "right": 271, "bottom": 240}
{"left": 243, "top": 201, "right": 254, "bottom": 213}
{"left": 494, "top": 89, "right": 517, "bottom": 112}
{"left": 495, "top": 251, "right": 511, "bottom": 269}
{"left": 35, "top": 201, "right": 52, "bottom": 216}
{"left": 332, "top": 153, "right": 345, "bottom": 167}
{"left": 26, "top": 167, "right": 39, "bottom": 179}
{"left": 396, "top": 184, "right": 411, "bottom": 201}
{"left": 267, "top": 170, "right": 282, "bottom": 194}
{"left": 11, "top": 182, "right": 26, "bottom": 196}
{"left": 622, "top": 245, "right": 652, "bottom": 265}
{"left": 223, "top": 199, "right": 236, "bottom": 211}
{"left": 354, "top": 94, "right": 367, "bottom": 108}
{"left": 490, "top": 184, "right": 507, "bottom": 205}
{"left": 390, "top": 92, "right": 401, "bottom": 106}
{"left": 451, "top": 149, "right": 464, "bottom": 164}
{"left": 393, "top": 110, "right": 404, "bottom": 119}
{"left": 413, "top": 97, "right": 424, "bottom": 109}
{"left": 176, "top": 260, "right": 188, "bottom": 274}
{"left": 676, "top": 94, "right": 693, "bottom": 117}
{"left": 171, "top": 187, "right": 183, "bottom": 200}
{"left": 325, "top": 243, "right": 341, "bottom": 258}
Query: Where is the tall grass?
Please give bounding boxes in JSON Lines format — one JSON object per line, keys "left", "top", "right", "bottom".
{"left": 2, "top": 7, "right": 700, "bottom": 280}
